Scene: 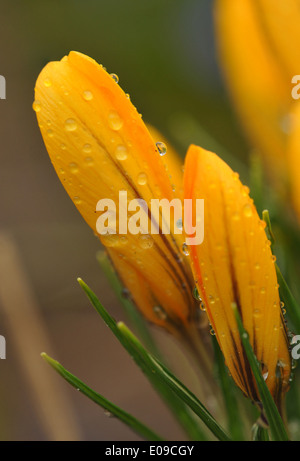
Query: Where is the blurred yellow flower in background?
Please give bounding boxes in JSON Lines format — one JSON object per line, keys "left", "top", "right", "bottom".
{"left": 214, "top": 0, "right": 300, "bottom": 214}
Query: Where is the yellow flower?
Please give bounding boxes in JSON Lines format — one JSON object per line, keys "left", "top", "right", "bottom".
{"left": 214, "top": 0, "right": 299, "bottom": 189}
{"left": 288, "top": 101, "right": 300, "bottom": 220}
{"left": 33, "top": 51, "right": 199, "bottom": 334}
{"left": 34, "top": 51, "right": 291, "bottom": 408}
{"left": 183, "top": 144, "right": 291, "bottom": 407}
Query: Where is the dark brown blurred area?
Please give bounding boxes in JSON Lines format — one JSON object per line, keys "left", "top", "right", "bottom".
{"left": 0, "top": 0, "right": 245, "bottom": 440}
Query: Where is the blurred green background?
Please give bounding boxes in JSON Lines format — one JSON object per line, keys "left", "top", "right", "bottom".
{"left": 0, "top": 0, "right": 250, "bottom": 441}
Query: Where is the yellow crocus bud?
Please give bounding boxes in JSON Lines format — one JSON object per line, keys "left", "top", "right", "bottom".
{"left": 33, "top": 51, "right": 198, "bottom": 332}
{"left": 183, "top": 145, "right": 291, "bottom": 407}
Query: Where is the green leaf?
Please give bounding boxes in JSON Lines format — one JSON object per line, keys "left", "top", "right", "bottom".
{"left": 262, "top": 210, "right": 275, "bottom": 247}
{"left": 212, "top": 337, "right": 244, "bottom": 440}
{"left": 252, "top": 423, "right": 270, "bottom": 442}
{"left": 96, "top": 252, "right": 206, "bottom": 440}
{"left": 276, "top": 263, "right": 300, "bottom": 333}
{"left": 41, "top": 353, "right": 163, "bottom": 441}
{"left": 78, "top": 277, "right": 231, "bottom": 441}
{"left": 232, "top": 303, "right": 289, "bottom": 441}
{"left": 96, "top": 251, "right": 159, "bottom": 356}
{"left": 117, "top": 322, "right": 231, "bottom": 441}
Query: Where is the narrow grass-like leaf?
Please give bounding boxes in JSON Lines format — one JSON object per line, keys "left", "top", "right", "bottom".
{"left": 41, "top": 353, "right": 163, "bottom": 441}
{"left": 96, "top": 251, "right": 159, "bottom": 355}
{"left": 262, "top": 210, "right": 275, "bottom": 246}
{"left": 78, "top": 278, "right": 230, "bottom": 441}
{"left": 212, "top": 337, "right": 244, "bottom": 440}
{"left": 232, "top": 303, "right": 289, "bottom": 441}
{"left": 252, "top": 424, "right": 270, "bottom": 442}
{"left": 96, "top": 252, "right": 206, "bottom": 440}
{"left": 250, "top": 153, "right": 264, "bottom": 215}
{"left": 116, "top": 322, "right": 231, "bottom": 441}
{"left": 276, "top": 263, "right": 300, "bottom": 333}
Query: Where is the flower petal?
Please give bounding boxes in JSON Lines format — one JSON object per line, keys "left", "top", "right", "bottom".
{"left": 184, "top": 145, "right": 291, "bottom": 403}
{"left": 34, "top": 51, "right": 196, "bottom": 329}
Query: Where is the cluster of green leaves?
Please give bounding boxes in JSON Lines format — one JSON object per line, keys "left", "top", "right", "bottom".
{"left": 42, "top": 261, "right": 298, "bottom": 441}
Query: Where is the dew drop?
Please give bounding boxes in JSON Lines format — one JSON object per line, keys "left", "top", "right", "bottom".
{"left": 115, "top": 145, "right": 128, "bottom": 161}
{"left": 182, "top": 243, "right": 189, "bottom": 256}
{"left": 73, "top": 196, "right": 82, "bottom": 205}
{"left": 243, "top": 203, "right": 253, "bottom": 218}
{"left": 176, "top": 218, "right": 183, "bottom": 230}
{"left": 260, "top": 363, "right": 269, "bottom": 381}
{"left": 108, "top": 111, "right": 123, "bottom": 131}
{"left": 69, "top": 162, "right": 79, "bottom": 174}
{"left": 119, "top": 236, "right": 128, "bottom": 246}
{"left": 65, "top": 118, "right": 77, "bottom": 132}
{"left": 101, "top": 234, "right": 119, "bottom": 248}
{"left": 232, "top": 212, "right": 240, "bottom": 221}
{"left": 110, "top": 73, "right": 119, "bottom": 83}
{"left": 85, "top": 156, "right": 94, "bottom": 166}
{"left": 137, "top": 172, "right": 148, "bottom": 186}
{"left": 193, "top": 287, "right": 201, "bottom": 301}
{"left": 47, "top": 129, "right": 54, "bottom": 138}
{"left": 156, "top": 142, "right": 167, "bottom": 156}
{"left": 32, "top": 100, "right": 41, "bottom": 112}
{"left": 208, "top": 295, "right": 215, "bottom": 305}
{"left": 138, "top": 234, "right": 154, "bottom": 249}
{"left": 83, "top": 90, "right": 93, "bottom": 101}
{"left": 43, "top": 78, "right": 52, "bottom": 87}
{"left": 82, "top": 143, "right": 92, "bottom": 154}
{"left": 275, "top": 360, "right": 286, "bottom": 379}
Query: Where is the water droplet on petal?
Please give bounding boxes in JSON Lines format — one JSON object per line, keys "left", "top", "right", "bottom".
{"left": 232, "top": 212, "right": 240, "bottom": 221}
{"left": 243, "top": 203, "right": 253, "bottom": 218}
{"left": 115, "top": 145, "right": 128, "bottom": 161}
{"left": 260, "top": 363, "right": 269, "bottom": 381}
{"left": 156, "top": 142, "right": 167, "bottom": 156}
{"left": 110, "top": 73, "right": 119, "bottom": 83}
{"left": 43, "top": 78, "right": 52, "bottom": 87}
{"left": 137, "top": 172, "right": 147, "bottom": 186}
{"left": 193, "top": 287, "right": 201, "bottom": 301}
{"left": 101, "top": 234, "right": 119, "bottom": 248}
{"left": 176, "top": 218, "right": 183, "bottom": 230}
{"left": 32, "top": 100, "right": 41, "bottom": 112}
{"left": 73, "top": 196, "right": 82, "bottom": 205}
{"left": 47, "top": 129, "right": 54, "bottom": 137}
{"left": 182, "top": 243, "right": 189, "bottom": 256}
{"left": 69, "top": 162, "right": 79, "bottom": 173}
{"left": 208, "top": 295, "right": 215, "bottom": 305}
{"left": 65, "top": 118, "right": 77, "bottom": 132}
{"left": 85, "top": 156, "right": 94, "bottom": 166}
{"left": 82, "top": 143, "right": 92, "bottom": 154}
{"left": 138, "top": 234, "right": 154, "bottom": 249}
{"left": 108, "top": 111, "right": 123, "bottom": 131}
{"left": 83, "top": 90, "right": 93, "bottom": 101}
